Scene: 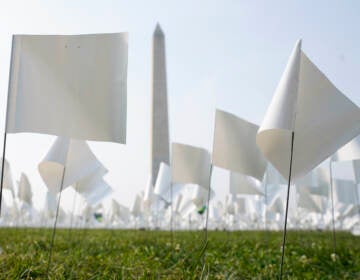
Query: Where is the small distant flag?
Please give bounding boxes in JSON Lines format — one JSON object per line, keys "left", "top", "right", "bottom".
{"left": 94, "top": 213, "right": 103, "bottom": 222}
{"left": 197, "top": 205, "right": 206, "bottom": 215}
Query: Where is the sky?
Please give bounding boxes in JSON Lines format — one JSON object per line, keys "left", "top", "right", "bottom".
{"left": 0, "top": 0, "right": 359, "bottom": 211}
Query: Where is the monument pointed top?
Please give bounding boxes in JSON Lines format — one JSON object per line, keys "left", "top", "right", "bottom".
{"left": 154, "top": 23, "right": 164, "bottom": 37}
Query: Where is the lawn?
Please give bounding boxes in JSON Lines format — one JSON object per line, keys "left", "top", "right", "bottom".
{"left": 0, "top": 228, "right": 358, "bottom": 279}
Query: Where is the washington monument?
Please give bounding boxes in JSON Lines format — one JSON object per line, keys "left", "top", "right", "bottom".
{"left": 150, "top": 23, "right": 170, "bottom": 186}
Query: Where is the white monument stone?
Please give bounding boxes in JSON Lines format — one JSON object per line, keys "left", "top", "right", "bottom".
{"left": 150, "top": 23, "right": 170, "bottom": 186}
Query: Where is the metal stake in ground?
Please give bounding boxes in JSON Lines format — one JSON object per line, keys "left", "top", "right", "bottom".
{"left": 197, "top": 164, "right": 214, "bottom": 263}
{"left": 329, "top": 160, "right": 337, "bottom": 272}
{"left": 279, "top": 131, "right": 295, "bottom": 280}
{"left": 351, "top": 161, "right": 360, "bottom": 217}
{"left": 0, "top": 133, "right": 8, "bottom": 216}
{"left": 170, "top": 182, "right": 174, "bottom": 246}
{"left": 0, "top": 37, "right": 15, "bottom": 218}
{"left": 264, "top": 172, "right": 268, "bottom": 231}
{"left": 204, "top": 164, "right": 213, "bottom": 244}
{"left": 68, "top": 184, "right": 78, "bottom": 242}
{"left": 46, "top": 164, "right": 67, "bottom": 277}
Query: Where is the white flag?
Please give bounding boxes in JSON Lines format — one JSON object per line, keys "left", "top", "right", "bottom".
{"left": 143, "top": 176, "right": 155, "bottom": 206}
{"left": 235, "top": 197, "right": 247, "bottom": 215}
{"left": 333, "top": 179, "right": 358, "bottom": 205}
{"left": 82, "top": 181, "right": 112, "bottom": 205}
{"left": 190, "top": 185, "right": 214, "bottom": 208}
{"left": 294, "top": 166, "right": 329, "bottom": 197}
{"left": 1, "top": 159, "right": 15, "bottom": 196}
{"left": 297, "top": 187, "right": 324, "bottom": 213}
{"left": 38, "top": 137, "right": 104, "bottom": 193}
{"left": 7, "top": 33, "right": 128, "bottom": 143}
{"left": 17, "top": 173, "right": 32, "bottom": 205}
{"left": 131, "top": 194, "right": 142, "bottom": 216}
{"left": 257, "top": 40, "right": 360, "bottom": 180}
{"left": 333, "top": 136, "right": 360, "bottom": 183}
{"left": 212, "top": 109, "right": 266, "bottom": 181}
{"left": 154, "top": 162, "right": 171, "bottom": 202}
{"left": 333, "top": 136, "right": 360, "bottom": 162}
{"left": 74, "top": 165, "right": 111, "bottom": 205}
{"left": 109, "top": 199, "right": 130, "bottom": 222}
{"left": 174, "top": 194, "right": 183, "bottom": 213}
{"left": 171, "top": 143, "right": 211, "bottom": 189}
{"left": 229, "top": 172, "right": 264, "bottom": 196}
{"left": 269, "top": 195, "right": 284, "bottom": 214}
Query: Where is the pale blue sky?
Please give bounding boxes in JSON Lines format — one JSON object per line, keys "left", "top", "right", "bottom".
{"left": 0, "top": 1, "right": 359, "bottom": 210}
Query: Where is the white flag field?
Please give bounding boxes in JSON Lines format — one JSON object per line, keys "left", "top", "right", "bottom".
{"left": 0, "top": 32, "right": 359, "bottom": 239}
{"left": 1, "top": 3, "right": 360, "bottom": 279}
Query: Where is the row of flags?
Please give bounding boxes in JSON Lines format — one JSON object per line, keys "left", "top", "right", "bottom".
{"left": 0, "top": 149, "right": 359, "bottom": 234}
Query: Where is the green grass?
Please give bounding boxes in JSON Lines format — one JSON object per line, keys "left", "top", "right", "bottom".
{"left": 0, "top": 228, "right": 359, "bottom": 279}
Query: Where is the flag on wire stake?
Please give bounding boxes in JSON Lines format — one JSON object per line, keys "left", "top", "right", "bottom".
{"left": 0, "top": 32, "right": 128, "bottom": 277}
{"left": 171, "top": 142, "right": 212, "bottom": 256}
{"left": 39, "top": 137, "right": 106, "bottom": 194}
{"left": 256, "top": 39, "right": 360, "bottom": 279}
{"left": 332, "top": 136, "right": 360, "bottom": 246}
{"left": 42, "top": 138, "right": 112, "bottom": 276}
{"left": 212, "top": 109, "right": 267, "bottom": 231}
{"left": 0, "top": 31, "right": 127, "bottom": 212}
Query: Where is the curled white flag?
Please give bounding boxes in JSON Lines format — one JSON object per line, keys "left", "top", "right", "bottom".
{"left": 257, "top": 40, "right": 360, "bottom": 180}
{"left": 229, "top": 172, "right": 264, "bottom": 196}
{"left": 74, "top": 166, "right": 112, "bottom": 205}
{"left": 17, "top": 173, "right": 32, "bottom": 205}
{"left": 297, "top": 187, "right": 324, "bottom": 213}
{"left": 154, "top": 162, "right": 171, "bottom": 202}
{"left": 1, "top": 159, "right": 15, "bottom": 196}
{"left": 38, "top": 137, "right": 104, "bottom": 193}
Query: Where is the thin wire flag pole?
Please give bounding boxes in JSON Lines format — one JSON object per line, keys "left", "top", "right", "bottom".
{"left": 170, "top": 183, "right": 174, "bottom": 246}
{"left": 264, "top": 171, "right": 268, "bottom": 231}
{"left": 351, "top": 162, "right": 360, "bottom": 217}
{"left": 0, "top": 133, "right": 8, "bottom": 216}
{"left": 0, "top": 37, "right": 15, "bottom": 217}
{"left": 204, "top": 164, "right": 214, "bottom": 246}
{"left": 196, "top": 164, "right": 213, "bottom": 265}
{"left": 279, "top": 131, "right": 295, "bottom": 280}
{"left": 68, "top": 185, "right": 78, "bottom": 241}
{"left": 46, "top": 166, "right": 66, "bottom": 278}
{"left": 355, "top": 183, "right": 360, "bottom": 217}
{"left": 329, "top": 160, "right": 337, "bottom": 267}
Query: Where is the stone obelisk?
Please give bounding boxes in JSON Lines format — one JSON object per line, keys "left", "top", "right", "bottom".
{"left": 150, "top": 23, "right": 170, "bottom": 186}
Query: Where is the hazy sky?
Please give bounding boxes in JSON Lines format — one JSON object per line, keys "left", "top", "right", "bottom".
{"left": 0, "top": 1, "right": 359, "bottom": 211}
